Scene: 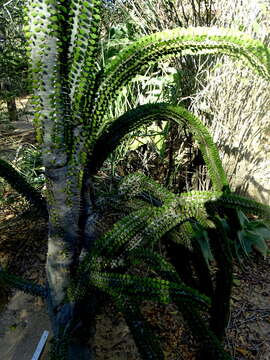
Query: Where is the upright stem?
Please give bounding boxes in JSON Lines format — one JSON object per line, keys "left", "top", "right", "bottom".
{"left": 6, "top": 97, "right": 18, "bottom": 122}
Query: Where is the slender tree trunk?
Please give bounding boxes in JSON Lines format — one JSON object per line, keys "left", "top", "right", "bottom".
{"left": 1, "top": 81, "right": 18, "bottom": 122}
{"left": 6, "top": 96, "right": 18, "bottom": 122}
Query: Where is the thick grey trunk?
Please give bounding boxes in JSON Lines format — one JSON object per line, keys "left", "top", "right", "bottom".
{"left": 45, "top": 167, "right": 100, "bottom": 358}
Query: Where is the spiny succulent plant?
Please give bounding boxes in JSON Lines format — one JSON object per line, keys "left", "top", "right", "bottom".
{"left": 0, "top": 1, "right": 269, "bottom": 359}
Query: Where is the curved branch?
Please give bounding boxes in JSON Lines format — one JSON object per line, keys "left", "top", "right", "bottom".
{"left": 0, "top": 158, "right": 47, "bottom": 215}
{"left": 115, "top": 297, "right": 164, "bottom": 360}
{"left": 90, "top": 27, "right": 269, "bottom": 136}
{"left": 0, "top": 266, "right": 48, "bottom": 298}
{"left": 89, "top": 271, "right": 210, "bottom": 310}
{"left": 90, "top": 103, "right": 228, "bottom": 191}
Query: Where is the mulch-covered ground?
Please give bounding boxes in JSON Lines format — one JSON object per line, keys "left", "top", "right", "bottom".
{"left": 0, "top": 122, "right": 269, "bottom": 360}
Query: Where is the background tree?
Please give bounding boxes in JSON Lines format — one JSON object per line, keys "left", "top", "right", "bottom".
{"left": 0, "top": 0, "right": 28, "bottom": 122}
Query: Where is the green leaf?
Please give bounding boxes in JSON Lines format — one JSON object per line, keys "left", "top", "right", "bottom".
{"left": 237, "top": 229, "right": 268, "bottom": 258}
{"left": 192, "top": 223, "right": 214, "bottom": 265}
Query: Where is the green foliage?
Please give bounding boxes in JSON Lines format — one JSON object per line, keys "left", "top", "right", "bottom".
{"left": 234, "top": 210, "right": 269, "bottom": 258}
{"left": 14, "top": 145, "right": 45, "bottom": 188}
{"left": 102, "top": 22, "right": 139, "bottom": 62}
{"left": 0, "top": 1, "right": 270, "bottom": 359}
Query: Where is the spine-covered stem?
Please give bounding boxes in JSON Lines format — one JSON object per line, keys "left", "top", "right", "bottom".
{"left": 0, "top": 158, "right": 47, "bottom": 214}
